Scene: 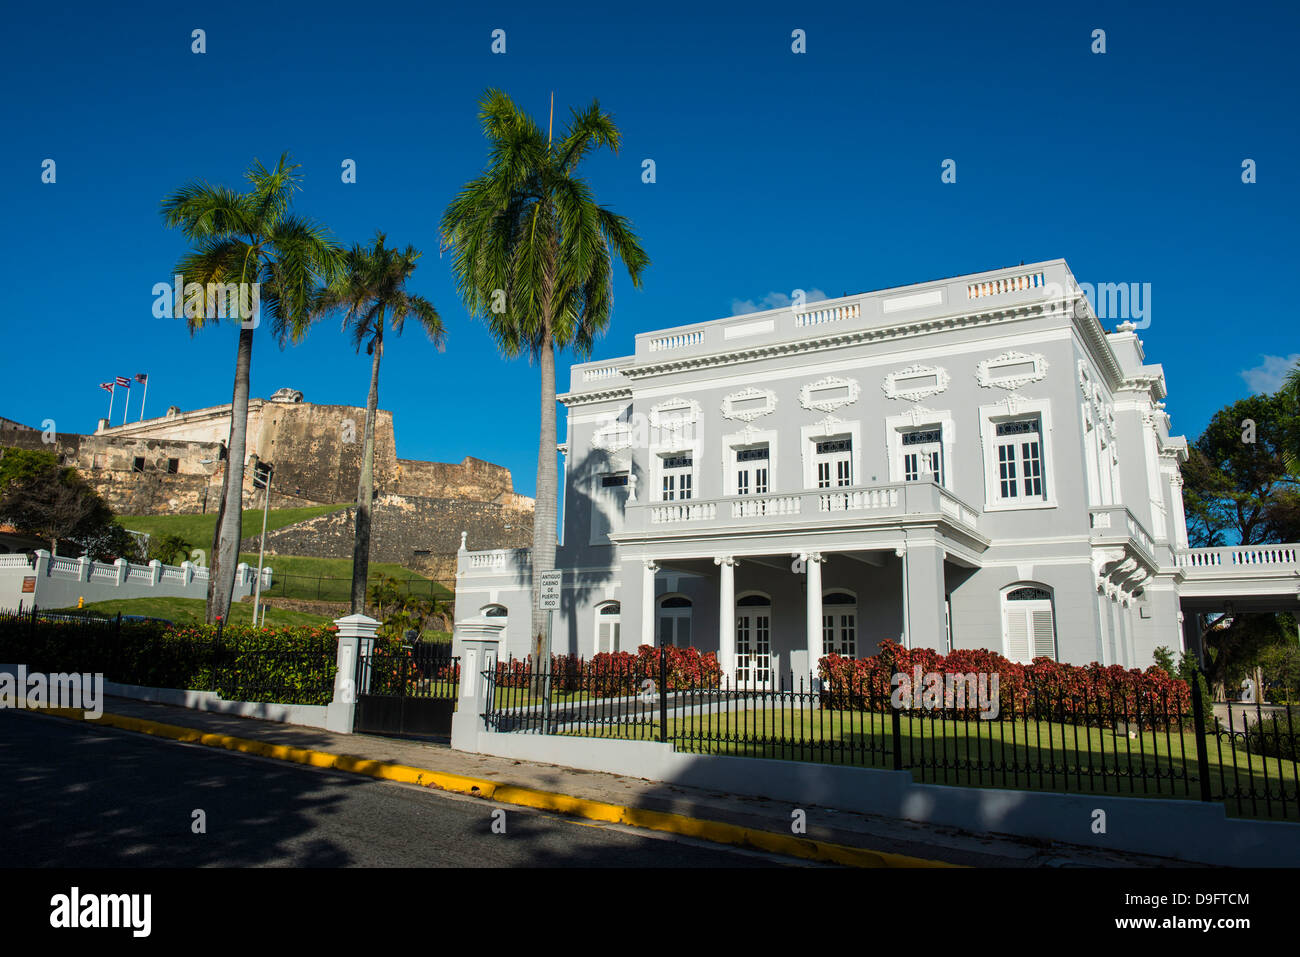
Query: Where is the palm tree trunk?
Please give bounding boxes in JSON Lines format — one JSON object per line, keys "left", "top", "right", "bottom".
{"left": 208, "top": 325, "right": 254, "bottom": 624}
{"left": 531, "top": 325, "right": 558, "bottom": 668}
{"left": 352, "top": 331, "right": 382, "bottom": 614}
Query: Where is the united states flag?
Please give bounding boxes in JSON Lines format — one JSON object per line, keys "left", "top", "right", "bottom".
{"left": 135, "top": 373, "right": 148, "bottom": 384}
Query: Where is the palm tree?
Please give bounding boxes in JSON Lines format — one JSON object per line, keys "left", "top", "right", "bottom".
{"left": 312, "top": 232, "right": 445, "bottom": 613}
{"left": 161, "top": 154, "right": 341, "bottom": 623}
{"left": 440, "top": 89, "right": 649, "bottom": 665}
{"left": 1280, "top": 361, "right": 1300, "bottom": 476}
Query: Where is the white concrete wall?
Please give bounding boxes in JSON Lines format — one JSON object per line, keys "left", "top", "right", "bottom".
{"left": 0, "top": 551, "right": 269, "bottom": 612}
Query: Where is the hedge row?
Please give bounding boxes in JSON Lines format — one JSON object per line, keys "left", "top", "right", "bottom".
{"left": 818, "top": 641, "right": 1193, "bottom": 726}
{"left": 494, "top": 645, "right": 723, "bottom": 696}
{"left": 0, "top": 614, "right": 339, "bottom": 706}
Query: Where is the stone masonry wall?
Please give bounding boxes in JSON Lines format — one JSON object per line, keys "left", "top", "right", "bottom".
{"left": 240, "top": 492, "right": 534, "bottom": 583}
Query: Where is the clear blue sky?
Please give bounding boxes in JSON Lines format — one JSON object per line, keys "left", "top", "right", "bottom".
{"left": 3, "top": 0, "right": 1296, "bottom": 497}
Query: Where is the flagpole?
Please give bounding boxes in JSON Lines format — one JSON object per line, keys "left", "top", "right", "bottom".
{"left": 107, "top": 385, "right": 114, "bottom": 426}
{"left": 122, "top": 385, "right": 129, "bottom": 427}
{"left": 139, "top": 376, "right": 148, "bottom": 422}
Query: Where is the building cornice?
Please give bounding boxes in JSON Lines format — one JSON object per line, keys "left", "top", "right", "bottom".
{"left": 558, "top": 387, "right": 634, "bottom": 407}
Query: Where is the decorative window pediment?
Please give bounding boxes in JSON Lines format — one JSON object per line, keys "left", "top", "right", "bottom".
{"left": 592, "top": 420, "right": 634, "bottom": 453}
{"left": 882, "top": 364, "right": 950, "bottom": 402}
{"left": 799, "top": 375, "right": 860, "bottom": 414}
{"left": 648, "top": 397, "right": 701, "bottom": 432}
{"left": 721, "top": 387, "right": 777, "bottom": 423}
{"left": 977, "top": 351, "right": 1049, "bottom": 390}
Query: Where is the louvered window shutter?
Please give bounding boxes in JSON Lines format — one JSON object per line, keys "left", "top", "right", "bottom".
{"left": 1031, "top": 608, "right": 1056, "bottom": 660}
{"left": 1005, "top": 609, "right": 1030, "bottom": 662}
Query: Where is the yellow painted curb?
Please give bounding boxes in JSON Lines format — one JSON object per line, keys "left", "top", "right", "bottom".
{"left": 34, "top": 707, "right": 957, "bottom": 868}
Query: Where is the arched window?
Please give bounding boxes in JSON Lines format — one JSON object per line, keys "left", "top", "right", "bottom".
{"left": 595, "top": 602, "right": 621, "bottom": 655}
{"left": 822, "top": 591, "right": 857, "bottom": 657}
{"left": 658, "top": 595, "right": 692, "bottom": 648}
{"left": 1002, "top": 585, "right": 1056, "bottom": 663}
{"left": 481, "top": 604, "right": 508, "bottom": 618}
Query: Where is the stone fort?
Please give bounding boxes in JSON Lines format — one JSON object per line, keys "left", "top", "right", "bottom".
{"left": 0, "top": 389, "right": 533, "bottom": 581}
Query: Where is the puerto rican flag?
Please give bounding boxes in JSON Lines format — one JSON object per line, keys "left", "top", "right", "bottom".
{"left": 115, "top": 376, "right": 130, "bottom": 388}
{"left": 99, "top": 382, "right": 114, "bottom": 394}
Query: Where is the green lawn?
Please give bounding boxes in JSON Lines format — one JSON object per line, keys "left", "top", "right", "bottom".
{"left": 55, "top": 597, "right": 333, "bottom": 628}
{"left": 118, "top": 505, "right": 348, "bottom": 547}
{"left": 558, "top": 705, "right": 1300, "bottom": 821}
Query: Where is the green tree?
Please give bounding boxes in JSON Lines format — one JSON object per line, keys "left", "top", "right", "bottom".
{"left": 311, "top": 233, "right": 445, "bottom": 614}
{"left": 0, "top": 448, "right": 59, "bottom": 492}
{"left": 0, "top": 453, "right": 119, "bottom": 558}
{"left": 440, "top": 89, "right": 649, "bottom": 663}
{"left": 1181, "top": 392, "right": 1300, "bottom": 547}
{"left": 161, "top": 154, "right": 342, "bottom": 623}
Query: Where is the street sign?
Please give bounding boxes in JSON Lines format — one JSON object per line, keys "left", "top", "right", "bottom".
{"left": 538, "top": 570, "right": 562, "bottom": 610}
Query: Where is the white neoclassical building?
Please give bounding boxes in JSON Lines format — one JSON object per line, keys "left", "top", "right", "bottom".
{"left": 453, "top": 259, "right": 1300, "bottom": 681}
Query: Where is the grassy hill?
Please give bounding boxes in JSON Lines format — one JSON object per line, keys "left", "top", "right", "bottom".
{"left": 54, "top": 597, "right": 333, "bottom": 627}
{"left": 116, "top": 504, "right": 348, "bottom": 546}
{"left": 115, "top": 506, "right": 454, "bottom": 604}
{"left": 245, "top": 554, "right": 452, "bottom": 602}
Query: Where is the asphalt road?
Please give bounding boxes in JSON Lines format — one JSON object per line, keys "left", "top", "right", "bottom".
{"left": 0, "top": 710, "right": 792, "bottom": 867}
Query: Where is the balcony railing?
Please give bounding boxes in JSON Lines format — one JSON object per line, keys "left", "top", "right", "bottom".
{"left": 637, "top": 482, "right": 981, "bottom": 533}
{"left": 1089, "top": 505, "right": 1157, "bottom": 561}
{"left": 1174, "top": 545, "right": 1300, "bottom": 569}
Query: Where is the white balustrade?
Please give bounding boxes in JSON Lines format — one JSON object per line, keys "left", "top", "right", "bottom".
{"left": 967, "top": 272, "right": 1045, "bottom": 300}
{"left": 794, "top": 302, "right": 861, "bottom": 328}
{"left": 730, "top": 496, "right": 801, "bottom": 518}
{"left": 817, "top": 487, "right": 900, "bottom": 513}
{"left": 647, "top": 330, "right": 704, "bottom": 352}
{"left": 1176, "top": 546, "right": 1300, "bottom": 568}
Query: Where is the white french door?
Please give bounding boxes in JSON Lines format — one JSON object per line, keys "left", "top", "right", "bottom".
{"left": 902, "top": 427, "right": 943, "bottom": 485}
{"left": 735, "top": 603, "right": 773, "bottom": 687}
{"left": 814, "top": 437, "right": 852, "bottom": 489}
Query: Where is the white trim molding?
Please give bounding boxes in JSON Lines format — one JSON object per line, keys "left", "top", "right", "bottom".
{"left": 978, "top": 396, "right": 1058, "bottom": 511}
{"left": 977, "top": 351, "right": 1050, "bottom": 390}
{"left": 882, "top": 364, "right": 950, "bottom": 403}
{"left": 884, "top": 409, "right": 956, "bottom": 487}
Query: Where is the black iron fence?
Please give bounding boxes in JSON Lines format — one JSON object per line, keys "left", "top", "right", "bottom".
{"left": 0, "top": 607, "right": 336, "bottom": 706}
{"left": 357, "top": 642, "right": 459, "bottom": 699}
{"left": 482, "top": 651, "right": 1300, "bottom": 821}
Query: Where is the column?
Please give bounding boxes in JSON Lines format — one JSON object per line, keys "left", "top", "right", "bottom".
{"left": 715, "top": 556, "right": 736, "bottom": 678}
{"left": 805, "top": 552, "right": 824, "bottom": 681}
{"left": 641, "top": 560, "right": 658, "bottom": 648}
{"left": 903, "top": 541, "right": 947, "bottom": 651}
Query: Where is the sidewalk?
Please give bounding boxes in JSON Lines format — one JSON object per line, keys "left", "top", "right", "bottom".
{"left": 69, "top": 696, "right": 1193, "bottom": 868}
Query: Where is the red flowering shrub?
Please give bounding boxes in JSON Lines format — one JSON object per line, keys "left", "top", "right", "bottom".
{"left": 818, "top": 641, "right": 1192, "bottom": 729}
{"left": 490, "top": 646, "right": 722, "bottom": 697}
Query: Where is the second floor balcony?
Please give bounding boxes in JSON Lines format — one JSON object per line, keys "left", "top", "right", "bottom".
{"left": 624, "top": 480, "right": 984, "bottom": 541}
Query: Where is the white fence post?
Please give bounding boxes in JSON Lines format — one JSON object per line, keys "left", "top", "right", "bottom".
{"left": 450, "top": 618, "right": 504, "bottom": 752}
{"left": 326, "top": 613, "right": 380, "bottom": 734}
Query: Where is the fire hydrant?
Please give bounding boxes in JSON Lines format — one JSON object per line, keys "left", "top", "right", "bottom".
{"left": 77, "top": 596, "right": 85, "bottom": 609}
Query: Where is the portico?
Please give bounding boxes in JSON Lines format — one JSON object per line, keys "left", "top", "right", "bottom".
{"left": 619, "top": 504, "right": 985, "bottom": 682}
